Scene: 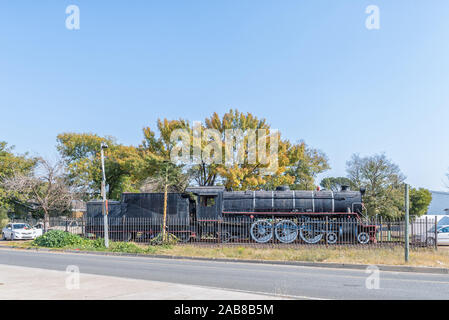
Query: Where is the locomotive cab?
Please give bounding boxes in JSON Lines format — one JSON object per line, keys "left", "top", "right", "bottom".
{"left": 185, "top": 186, "right": 225, "bottom": 221}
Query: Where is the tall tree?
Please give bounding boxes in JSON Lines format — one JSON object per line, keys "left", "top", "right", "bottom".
{"left": 346, "top": 153, "right": 405, "bottom": 218}
{"left": 2, "top": 159, "right": 72, "bottom": 230}
{"left": 141, "top": 159, "right": 187, "bottom": 242}
{"left": 320, "top": 177, "right": 354, "bottom": 192}
{"left": 205, "top": 110, "right": 330, "bottom": 190}
{"left": 410, "top": 188, "right": 432, "bottom": 217}
{"left": 0, "top": 207, "right": 8, "bottom": 230}
{"left": 57, "top": 133, "right": 143, "bottom": 200}
{"left": 207, "top": 110, "right": 295, "bottom": 190}
{"left": 0, "top": 141, "right": 37, "bottom": 211}
{"left": 285, "top": 141, "right": 330, "bottom": 190}
{"left": 140, "top": 110, "right": 330, "bottom": 191}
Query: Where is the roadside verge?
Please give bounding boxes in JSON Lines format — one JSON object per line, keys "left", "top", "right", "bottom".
{"left": 1, "top": 244, "right": 448, "bottom": 275}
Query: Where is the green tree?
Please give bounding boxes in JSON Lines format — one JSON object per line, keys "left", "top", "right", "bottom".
{"left": 346, "top": 153, "right": 405, "bottom": 218}
{"left": 320, "top": 177, "right": 354, "bottom": 192}
{"left": 57, "top": 133, "right": 144, "bottom": 200}
{"left": 0, "top": 141, "right": 36, "bottom": 211}
{"left": 286, "top": 141, "right": 330, "bottom": 191}
{"left": 0, "top": 207, "right": 8, "bottom": 230}
{"left": 139, "top": 118, "right": 190, "bottom": 180}
{"left": 410, "top": 187, "right": 432, "bottom": 217}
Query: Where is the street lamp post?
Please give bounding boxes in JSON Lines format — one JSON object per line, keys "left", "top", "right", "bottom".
{"left": 100, "top": 142, "right": 109, "bottom": 248}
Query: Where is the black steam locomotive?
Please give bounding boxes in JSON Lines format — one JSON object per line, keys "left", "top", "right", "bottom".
{"left": 86, "top": 185, "right": 377, "bottom": 244}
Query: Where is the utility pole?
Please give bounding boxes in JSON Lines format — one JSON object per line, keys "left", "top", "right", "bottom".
{"left": 404, "top": 184, "right": 410, "bottom": 262}
{"left": 162, "top": 163, "right": 168, "bottom": 243}
{"left": 101, "top": 142, "right": 109, "bottom": 248}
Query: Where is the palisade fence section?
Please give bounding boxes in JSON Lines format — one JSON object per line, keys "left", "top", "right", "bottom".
{"left": 11, "top": 216, "right": 439, "bottom": 249}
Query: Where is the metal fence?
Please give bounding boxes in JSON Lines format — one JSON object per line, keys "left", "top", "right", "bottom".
{"left": 10, "top": 215, "right": 439, "bottom": 249}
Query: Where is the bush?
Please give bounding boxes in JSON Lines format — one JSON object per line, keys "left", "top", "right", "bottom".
{"left": 33, "top": 230, "right": 84, "bottom": 248}
{"left": 150, "top": 232, "right": 179, "bottom": 245}
{"left": 90, "top": 237, "right": 106, "bottom": 248}
{"left": 32, "top": 230, "right": 161, "bottom": 254}
{"left": 110, "top": 242, "right": 143, "bottom": 253}
{"left": 0, "top": 207, "right": 8, "bottom": 230}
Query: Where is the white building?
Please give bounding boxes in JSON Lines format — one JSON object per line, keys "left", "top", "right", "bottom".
{"left": 426, "top": 191, "right": 449, "bottom": 226}
{"left": 427, "top": 191, "right": 449, "bottom": 215}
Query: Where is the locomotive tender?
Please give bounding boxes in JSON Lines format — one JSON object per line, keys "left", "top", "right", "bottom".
{"left": 86, "top": 185, "right": 377, "bottom": 244}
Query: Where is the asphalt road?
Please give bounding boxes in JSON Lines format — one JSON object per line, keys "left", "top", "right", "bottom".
{"left": 1, "top": 248, "right": 449, "bottom": 299}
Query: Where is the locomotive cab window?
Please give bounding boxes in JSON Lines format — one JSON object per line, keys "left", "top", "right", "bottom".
{"left": 201, "top": 196, "right": 216, "bottom": 207}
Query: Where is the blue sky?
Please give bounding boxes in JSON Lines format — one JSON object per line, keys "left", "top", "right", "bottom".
{"left": 1, "top": 1, "right": 449, "bottom": 191}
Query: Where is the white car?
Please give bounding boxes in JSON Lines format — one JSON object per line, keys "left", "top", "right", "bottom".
{"left": 414, "top": 225, "right": 449, "bottom": 246}
{"left": 1, "top": 223, "right": 43, "bottom": 240}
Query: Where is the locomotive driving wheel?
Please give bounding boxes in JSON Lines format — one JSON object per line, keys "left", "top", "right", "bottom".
{"left": 274, "top": 220, "right": 298, "bottom": 243}
{"left": 220, "top": 231, "right": 232, "bottom": 243}
{"left": 299, "top": 222, "right": 324, "bottom": 244}
{"left": 357, "top": 232, "right": 370, "bottom": 244}
{"left": 326, "top": 232, "right": 338, "bottom": 244}
{"left": 250, "top": 220, "right": 273, "bottom": 243}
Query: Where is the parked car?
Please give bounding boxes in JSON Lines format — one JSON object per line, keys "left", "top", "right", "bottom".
{"left": 1, "top": 223, "right": 43, "bottom": 240}
{"left": 413, "top": 225, "right": 449, "bottom": 246}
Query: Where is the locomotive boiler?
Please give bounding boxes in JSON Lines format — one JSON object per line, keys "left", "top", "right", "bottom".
{"left": 86, "top": 185, "right": 377, "bottom": 244}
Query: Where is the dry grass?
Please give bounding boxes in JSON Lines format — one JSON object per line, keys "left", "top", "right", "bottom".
{"left": 150, "top": 245, "right": 449, "bottom": 268}
{"left": 3, "top": 240, "right": 449, "bottom": 268}
{"left": 1, "top": 240, "right": 33, "bottom": 249}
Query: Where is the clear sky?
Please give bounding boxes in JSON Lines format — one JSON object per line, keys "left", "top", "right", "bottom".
{"left": 1, "top": 1, "right": 448, "bottom": 191}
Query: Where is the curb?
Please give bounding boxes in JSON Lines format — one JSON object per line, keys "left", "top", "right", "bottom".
{"left": 1, "top": 244, "right": 448, "bottom": 275}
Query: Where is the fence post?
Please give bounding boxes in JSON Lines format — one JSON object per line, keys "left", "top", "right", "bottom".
{"left": 83, "top": 217, "right": 86, "bottom": 237}
{"left": 404, "top": 184, "right": 410, "bottom": 262}
{"left": 387, "top": 221, "right": 391, "bottom": 242}
{"left": 122, "top": 216, "right": 126, "bottom": 242}
{"left": 325, "top": 216, "right": 328, "bottom": 247}
{"left": 435, "top": 216, "right": 438, "bottom": 250}
{"left": 424, "top": 215, "right": 427, "bottom": 246}
{"left": 380, "top": 216, "right": 383, "bottom": 245}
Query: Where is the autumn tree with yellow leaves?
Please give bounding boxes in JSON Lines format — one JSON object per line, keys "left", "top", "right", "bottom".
{"left": 56, "top": 110, "right": 330, "bottom": 198}
{"left": 140, "top": 110, "right": 329, "bottom": 191}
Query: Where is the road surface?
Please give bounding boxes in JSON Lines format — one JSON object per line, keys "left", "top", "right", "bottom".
{"left": 1, "top": 248, "right": 449, "bottom": 299}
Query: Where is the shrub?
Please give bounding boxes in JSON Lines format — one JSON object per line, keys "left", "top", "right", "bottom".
{"left": 33, "top": 230, "right": 84, "bottom": 248}
{"left": 0, "top": 207, "right": 8, "bottom": 230}
{"left": 150, "top": 232, "right": 179, "bottom": 245}
{"left": 32, "top": 230, "right": 161, "bottom": 255}
{"left": 90, "top": 237, "right": 106, "bottom": 248}
{"left": 110, "top": 242, "right": 143, "bottom": 253}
